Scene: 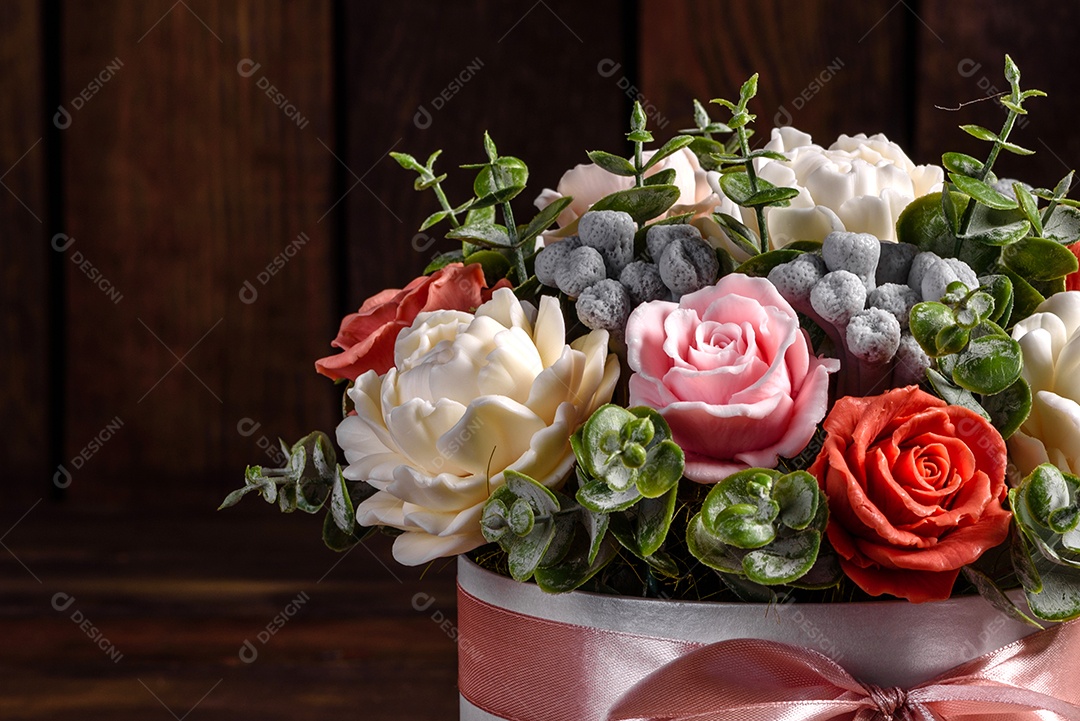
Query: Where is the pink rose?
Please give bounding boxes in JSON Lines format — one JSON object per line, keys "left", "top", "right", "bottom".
{"left": 533, "top": 148, "right": 722, "bottom": 241}
{"left": 626, "top": 273, "right": 839, "bottom": 482}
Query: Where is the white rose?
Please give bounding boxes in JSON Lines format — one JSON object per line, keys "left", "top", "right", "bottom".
{"left": 341, "top": 288, "right": 619, "bottom": 565}
{"left": 707, "top": 126, "right": 943, "bottom": 248}
{"left": 1009, "top": 291, "right": 1080, "bottom": 478}
{"left": 534, "top": 148, "right": 722, "bottom": 241}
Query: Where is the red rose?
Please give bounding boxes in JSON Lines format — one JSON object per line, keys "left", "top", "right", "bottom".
{"left": 1067, "top": 243, "right": 1080, "bottom": 292}
{"left": 810, "top": 386, "right": 1011, "bottom": 603}
{"left": 316, "top": 263, "right": 504, "bottom": 381}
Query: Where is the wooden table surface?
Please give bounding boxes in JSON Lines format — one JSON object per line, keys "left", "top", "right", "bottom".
{"left": 0, "top": 500, "right": 460, "bottom": 720}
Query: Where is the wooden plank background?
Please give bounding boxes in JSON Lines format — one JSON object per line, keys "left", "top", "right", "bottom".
{"left": 2, "top": 3, "right": 1079, "bottom": 719}
{"left": 2, "top": 0, "right": 1079, "bottom": 508}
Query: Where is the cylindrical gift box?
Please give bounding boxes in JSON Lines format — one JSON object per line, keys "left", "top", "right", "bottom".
{"left": 456, "top": 556, "right": 1041, "bottom": 721}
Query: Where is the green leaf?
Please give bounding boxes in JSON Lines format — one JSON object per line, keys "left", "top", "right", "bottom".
{"left": 587, "top": 150, "right": 637, "bottom": 176}
{"left": 742, "top": 532, "right": 821, "bottom": 586}
{"left": 508, "top": 520, "right": 555, "bottom": 581}
{"left": 322, "top": 511, "right": 361, "bottom": 552}
{"left": 518, "top": 197, "right": 572, "bottom": 247}
{"left": 634, "top": 484, "right": 679, "bottom": 556}
{"left": 739, "top": 74, "right": 759, "bottom": 106}
{"left": 1002, "top": 236, "right": 1080, "bottom": 280}
{"left": 926, "top": 368, "right": 991, "bottom": 420}
{"left": 959, "top": 124, "right": 1000, "bottom": 143}
{"left": 1000, "top": 141, "right": 1035, "bottom": 156}
{"left": 644, "top": 168, "right": 678, "bottom": 187}
{"left": 951, "top": 332, "right": 1023, "bottom": 394}
{"left": 419, "top": 210, "right": 450, "bottom": 232}
{"left": 942, "top": 152, "right": 984, "bottom": 177}
{"left": 743, "top": 186, "right": 800, "bottom": 208}
{"left": 471, "top": 156, "right": 528, "bottom": 205}
{"left": 533, "top": 533, "right": 618, "bottom": 593}
{"left": 636, "top": 440, "right": 684, "bottom": 498}
{"left": 576, "top": 476, "right": 642, "bottom": 513}
{"left": 464, "top": 250, "right": 511, "bottom": 284}
{"left": 329, "top": 469, "right": 355, "bottom": 534}
{"left": 688, "top": 137, "right": 728, "bottom": 170}
{"left": 686, "top": 515, "right": 744, "bottom": 573}
{"left": 936, "top": 324, "right": 970, "bottom": 356}
{"left": 1001, "top": 268, "right": 1046, "bottom": 325}
{"left": 773, "top": 471, "right": 819, "bottom": 531}
{"left": 1043, "top": 205, "right": 1080, "bottom": 245}
{"left": 982, "top": 376, "right": 1032, "bottom": 439}
{"left": 713, "top": 212, "right": 762, "bottom": 258}
{"left": 424, "top": 249, "right": 465, "bottom": 274}
{"left": 589, "top": 185, "right": 681, "bottom": 224}
{"left": 1026, "top": 558, "right": 1080, "bottom": 622}
{"left": 583, "top": 509, "right": 609, "bottom": 565}
{"left": 483, "top": 132, "right": 498, "bottom": 161}
{"left": 643, "top": 135, "right": 695, "bottom": 170}
{"left": 960, "top": 566, "right": 1044, "bottom": 629}
{"left": 910, "top": 302, "right": 956, "bottom": 356}
{"left": 1012, "top": 526, "right": 1043, "bottom": 593}
{"left": 1013, "top": 184, "right": 1043, "bottom": 237}
{"left": 949, "top": 173, "right": 1018, "bottom": 210}
{"left": 446, "top": 222, "right": 510, "bottom": 248}
{"left": 962, "top": 218, "right": 1030, "bottom": 247}
{"left": 980, "top": 274, "right": 1014, "bottom": 326}
{"left": 735, "top": 249, "right": 802, "bottom": 277}
{"left": 630, "top": 101, "right": 647, "bottom": 132}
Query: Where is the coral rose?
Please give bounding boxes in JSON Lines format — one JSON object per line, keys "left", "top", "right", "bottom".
{"left": 810, "top": 386, "right": 1011, "bottom": 603}
{"left": 315, "top": 263, "right": 500, "bottom": 381}
{"left": 626, "top": 273, "right": 839, "bottom": 482}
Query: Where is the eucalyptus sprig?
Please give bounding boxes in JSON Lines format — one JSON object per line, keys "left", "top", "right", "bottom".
{"left": 686, "top": 468, "right": 839, "bottom": 588}
{"left": 898, "top": 55, "right": 1079, "bottom": 325}
{"left": 1008, "top": 464, "right": 1080, "bottom": 621}
{"left": 393, "top": 133, "right": 574, "bottom": 288}
{"left": 219, "top": 431, "right": 376, "bottom": 552}
{"left": 708, "top": 75, "right": 800, "bottom": 254}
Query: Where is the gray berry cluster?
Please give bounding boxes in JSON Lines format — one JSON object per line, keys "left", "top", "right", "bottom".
{"left": 534, "top": 210, "right": 720, "bottom": 334}
{"left": 768, "top": 231, "right": 980, "bottom": 393}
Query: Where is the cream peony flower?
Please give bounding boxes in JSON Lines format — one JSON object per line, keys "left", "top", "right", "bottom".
{"left": 534, "top": 148, "right": 722, "bottom": 240}
{"left": 707, "top": 127, "right": 943, "bottom": 248}
{"left": 1009, "top": 291, "right": 1080, "bottom": 478}
{"left": 340, "top": 288, "right": 619, "bottom": 565}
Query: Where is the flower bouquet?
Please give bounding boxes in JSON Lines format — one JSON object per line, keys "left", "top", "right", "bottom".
{"left": 223, "top": 56, "right": 1080, "bottom": 721}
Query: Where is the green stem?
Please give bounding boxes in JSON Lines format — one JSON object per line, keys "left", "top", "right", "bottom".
{"left": 433, "top": 183, "right": 460, "bottom": 228}
{"left": 956, "top": 107, "right": 1020, "bottom": 248}
{"left": 738, "top": 126, "right": 770, "bottom": 253}
{"left": 634, "top": 140, "right": 644, "bottom": 188}
{"left": 502, "top": 201, "right": 527, "bottom": 284}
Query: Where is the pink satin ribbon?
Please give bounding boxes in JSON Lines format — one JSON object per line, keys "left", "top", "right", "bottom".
{"left": 607, "top": 624, "right": 1080, "bottom": 720}
{"left": 457, "top": 583, "right": 1080, "bottom": 721}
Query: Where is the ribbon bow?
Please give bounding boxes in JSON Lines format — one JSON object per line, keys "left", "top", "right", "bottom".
{"left": 607, "top": 621, "right": 1080, "bottom": 721}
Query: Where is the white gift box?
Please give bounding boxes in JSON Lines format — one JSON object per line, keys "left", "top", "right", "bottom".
{"left": 456, "top": 557, "right": 1042, "bottom": 721}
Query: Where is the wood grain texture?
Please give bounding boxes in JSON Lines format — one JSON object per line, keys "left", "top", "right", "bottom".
{"left": 914, "top": 1, "right": 1080, "bottom": 187}
{"left": 341, "top": 0, "right": 630, "bottom": 302}
{"left": 0, "top": 504, "right": 459, "bottom": 720}
{"left": 0, "top": 1, "right": 49, "bottom": 501}
{"left": 639, "top": 0, "right": 915, "bottom": 154}
{"left": 60, "top": 0, "right": 339, "bottom": 506}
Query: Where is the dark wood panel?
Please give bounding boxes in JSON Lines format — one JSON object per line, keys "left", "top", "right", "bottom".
{"left": 0, "top": 503, "right": 459, "bottom": 720}
{"left": 342, "top": 0, "right": 631, "bottom": 300}
{"left": 915, "top": 1, "right": 1080, "bottom": 187}
{"left": 60, "top": 0, "right": 339, "bottom": 505}
{"left": 639, "top": 0, "right": 913, "bottom": 154}
{"left": 0, "top": 1, "right": 49, "bottom": 501}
